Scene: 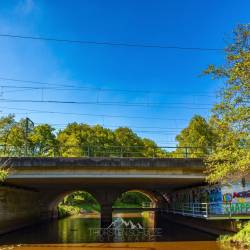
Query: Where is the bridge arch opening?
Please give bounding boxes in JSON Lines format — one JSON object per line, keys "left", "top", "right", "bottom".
{"left": 48, "top": 190, "right": 101, "bottom": 220}
{"left": 111, "top": 189, "right": 161, "bottom": 229}
{"left": 113, "top": 189, "right": 158, "bottom": 209}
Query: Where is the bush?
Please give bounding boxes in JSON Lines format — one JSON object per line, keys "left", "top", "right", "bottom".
{"left": 220, "top": 221, "right": 250, "bottom": 247}
{"left": 58, "top": 204, "right": 80, "bottom": 218}
{"left": 0, "top": 168, "right": 8, "bottom": 183}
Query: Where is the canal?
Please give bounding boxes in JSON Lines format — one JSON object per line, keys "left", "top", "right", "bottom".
{"left": 0, "top": 212, "right": 236, "bottom": 250}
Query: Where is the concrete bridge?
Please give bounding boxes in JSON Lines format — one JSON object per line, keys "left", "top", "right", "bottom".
{"left": 0, "top": 157, "right": 205, "bottom": 234}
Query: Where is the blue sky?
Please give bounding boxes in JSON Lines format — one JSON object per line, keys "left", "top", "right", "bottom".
{"left": 0, "top": 0, "right": 249, "bottom": 146}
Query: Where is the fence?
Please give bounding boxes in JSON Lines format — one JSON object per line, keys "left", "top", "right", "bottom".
{"left": 0, "top": 144, "right": 213, "bottom": 158}
{"left": 168, "top": 202, "right": 250, "bottom": 219}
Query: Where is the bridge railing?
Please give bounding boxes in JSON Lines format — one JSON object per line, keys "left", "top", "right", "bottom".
{"left": 168, "top": 202, "right": 250, "bottom": 219}
{"left": 0, "top": 144, "right": 213, "bottom": 158}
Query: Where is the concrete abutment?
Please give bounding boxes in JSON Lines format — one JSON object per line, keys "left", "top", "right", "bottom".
{"left": 0, "top": 186, "right": 47, "bottom": 234}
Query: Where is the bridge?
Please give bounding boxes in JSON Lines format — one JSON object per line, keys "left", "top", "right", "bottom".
{"left": 0, "top": 157, "right": 249, "bottom": 235}
{"left": 0, "top": 157, "right": 205, "bottom": 233}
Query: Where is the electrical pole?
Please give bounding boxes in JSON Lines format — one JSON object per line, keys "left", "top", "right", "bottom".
{"left": 24, "top": 117, "right": 34, "bottom": 156}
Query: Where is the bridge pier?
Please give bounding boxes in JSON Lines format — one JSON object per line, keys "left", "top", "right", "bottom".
{"left": 92, "top": 189, "right": 121, "bottom": 228}
{"left": 100, "top": 204, "right": 113, "bottom": 228}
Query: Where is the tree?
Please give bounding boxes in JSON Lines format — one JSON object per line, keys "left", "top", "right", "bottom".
{"left": 57, "top": 123, "right": 116, "bottom": 157}
{"left": 114, "top": 127, "right": 144, "bottom": 157}
{"left": 29, "top": 124, "right": 58, "bottom": 156}
{"left": 0, "top": 114, "right": 16, "bottom": 155}
{"left": 175, "top": 115, "right": 216, "bottom": 157}
{"left": 204, "top": 24, "right": 250, "bottom": 183}
{"left": 142, "top": 138, "right": 169, "bottom": 157}
{"left": 57, "top": 123, "right": 90, "bottom": 157}
{"left": 0, "top": 115, "right": 167, "bottom": 158}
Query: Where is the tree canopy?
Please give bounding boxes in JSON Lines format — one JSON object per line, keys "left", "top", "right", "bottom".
{"left": 204, "top": 24, "right": 250, "bottom": 183}
{"left": 0, "top": 115, "right": 168, "bottom": 157}
{"left": 175, "top": 115, "right": 216, "bottom": 157}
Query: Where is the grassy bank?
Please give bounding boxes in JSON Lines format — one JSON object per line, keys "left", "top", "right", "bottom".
{"left": 58, "top": 204, "right": 81, "bottom": 218}
{"left": 57, "top": 190, "right": 150, "bottom": 218}
{"left": 58, "top": 203, "right": 100, "bottom": 218}
{"left": 220, "top": 221, "right": 250, "bottom": 248}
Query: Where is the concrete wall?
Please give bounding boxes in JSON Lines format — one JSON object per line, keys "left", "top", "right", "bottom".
{"left": 0, "top": 186, "right": 46, "bottom": 234}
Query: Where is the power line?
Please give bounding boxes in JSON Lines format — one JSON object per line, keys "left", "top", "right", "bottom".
{"left": 0, "top": 113, "right": 184, "bottom": 136}
{"left": 0, "top": 117, "right": 184, "bottom": 130}
{"left": 33, "top": 123, "right": 181, "bottom": 134}
{"left": 0, "top": 33, "right": 223, "bottom": 52}
{"left": 0, "top": 77, "right": 216, "bottom": 96}
{"left": 0, "top": 106, "right": 191, "bottom": 121}
{"left": 35, "top": 122, "right": 185, "bottom": 130}
{"left": 0, "top": 98, "right": 212, "bottom": 109}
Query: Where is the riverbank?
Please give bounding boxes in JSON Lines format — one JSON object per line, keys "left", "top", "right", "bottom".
{"left": 58, "top": 203, "right": 100, "bottom": 218}
{"left": 58, "top": 202, "right": 145, "bottom": 218}
{"left": 220, "top": 221, "right": 250, "bottom": 248}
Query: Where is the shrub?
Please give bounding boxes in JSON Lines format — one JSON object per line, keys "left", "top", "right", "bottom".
{"left": 220, "top": 221, "right": 250, "bottom": 247}
{"left": 0, "top": 168, "right": 9, "bottom": 183}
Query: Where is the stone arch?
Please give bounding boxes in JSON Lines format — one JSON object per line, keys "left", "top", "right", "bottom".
{"left": 45, "top": 189, "right": 101, "bottom": 219}
{"left": 113, "top": 188, "right": 166, "bottom": 209}
{"left": 113, "top": 189, "right": 159, "bottom": 208}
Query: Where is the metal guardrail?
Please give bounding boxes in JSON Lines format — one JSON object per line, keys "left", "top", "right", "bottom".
{"left": 0, "top": 144, "right": 212, "bottom": 158}
{"left": 168, "top": 202, "right": 250, "bottom": 219}
{"left": 169, "top": 203, "right": 209, "bottom": 218}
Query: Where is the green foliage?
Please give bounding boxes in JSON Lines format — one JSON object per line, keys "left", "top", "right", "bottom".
{"left": 175, "top": 115, "right": 216, "bottom": 157}
{"left": 57, "top": 124, "right": 168, "bottom": 157}
{"left": 58, "top": 191, "right": 100, "bottom": 217}
{"left": 0, "top": 168, "right": 8, "bottom": 183}
{"left": 0, "top": 159, "right": 10, "bottom": 183}
{"left": 29, "top": 124, "right": 58, "bottom": 156}
{"left": 220, "top": 221, "right": 250, "bottom": 247}
{"left": 114, "top": 191, "right": 151, "bottom": 207}
{"left": 0, "top": 114, "right": 24, "bottom": 156}
{"left": 62, "top": 191, "right": 98, "bottom": 205}
{"left": 0, "top": 116, "right": 168, "bottom": 157}
{"left": 204, "top": 24, "right": 250, "bottom": 183}
{"left": 57, "top": 123, "right": 116, "bottom": 157}
{"left": 58, "top": 204, "right": 81, "bottom": 218}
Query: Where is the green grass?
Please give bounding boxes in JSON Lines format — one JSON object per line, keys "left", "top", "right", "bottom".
{"left": 58, "top": 203, "right": 101, "bottom": 218}
{"left": 58, "top": 204, "right": 81, "bottom": 218}
{"left": 220, "top": 221, "right": 250, "bottom": 248}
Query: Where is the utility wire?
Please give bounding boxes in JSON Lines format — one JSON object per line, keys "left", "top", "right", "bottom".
{"left": 0, "top": 106, "right": 190, "bottom": 121}
{"left": 0, "top": 33, "right": 223, "bottom": 52}
{"left": 34, "top": 122, "right": 185, "bottom": 130}
{"left": 0, "top": 77, "right": 216, "bottom": 96}
{"left": 35, "top": 123, "right": 180, "bottom": 134}
{"left": 0, "top": 113, "right": 184, "bottom": 135}
{"left": 0, "top": 98, "right": 212, "bottom": 109}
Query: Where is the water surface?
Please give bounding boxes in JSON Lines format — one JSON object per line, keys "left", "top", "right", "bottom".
{"left": 0, "top": 212, "right": 237, "bottom": 250}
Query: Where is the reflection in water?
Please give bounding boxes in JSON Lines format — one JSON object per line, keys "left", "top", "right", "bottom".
{"left": 58, "top": 216, "right": 100, "bottom": 243}
{"left": 89, "top": 215, "right": 161, "bottom": 242}
{"left": 0, "top": 212, "right": 238, "bottom": 250}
